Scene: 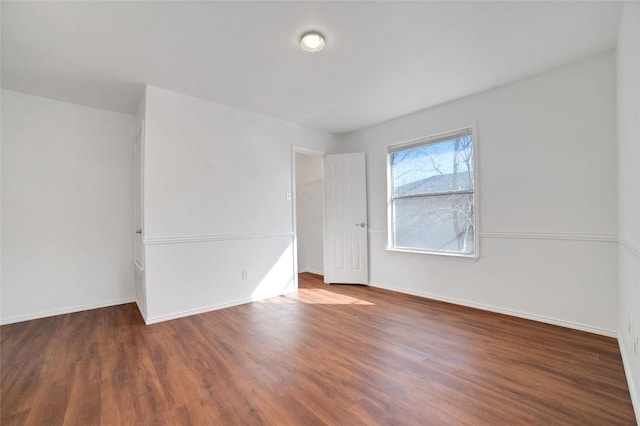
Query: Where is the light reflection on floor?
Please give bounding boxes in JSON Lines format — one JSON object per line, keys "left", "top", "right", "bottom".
{"left": 259, "top": 288, "right": 375, "bottom": 305}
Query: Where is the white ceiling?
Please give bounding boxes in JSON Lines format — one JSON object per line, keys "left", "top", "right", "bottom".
{"left": 1, "top": 1, "right": 623, "bottom": 134}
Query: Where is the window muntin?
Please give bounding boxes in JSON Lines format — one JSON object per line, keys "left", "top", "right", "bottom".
{"left": 388, "top": 129, "right": 476, "bottom": 256}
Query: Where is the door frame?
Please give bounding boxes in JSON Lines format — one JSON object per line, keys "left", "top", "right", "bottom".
{"left": 133, "top": 122, "right": 145, "bottom": 271}
{"left": 291, "top": 146, "right": 326, "bottom": 290}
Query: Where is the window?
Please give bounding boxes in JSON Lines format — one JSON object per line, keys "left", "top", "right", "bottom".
{"left": 387, "top": 128, "right": 477, "bottom": 257}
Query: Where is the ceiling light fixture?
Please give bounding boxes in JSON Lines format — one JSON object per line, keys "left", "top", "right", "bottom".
{"left": 300, "top": 31, "right": 325, "bottom": 53}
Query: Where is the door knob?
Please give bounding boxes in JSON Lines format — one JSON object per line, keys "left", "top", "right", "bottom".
{"left": 135, "top": 229, "right": 142, "bottom": 234}
{"left": 355, "top": 223, "right": 366, "bottom": 228}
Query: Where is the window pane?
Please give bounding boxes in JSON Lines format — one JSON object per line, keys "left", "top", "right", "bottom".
{"left": 393, "top": 194, "right": 474, "bottom": 254}
{"left": 392, "top": 136, "right": 473, "bottom": 196}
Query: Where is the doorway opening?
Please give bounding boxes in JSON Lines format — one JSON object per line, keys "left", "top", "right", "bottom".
{"left": 293, "top": 148, "right": 325, "bottom": 285}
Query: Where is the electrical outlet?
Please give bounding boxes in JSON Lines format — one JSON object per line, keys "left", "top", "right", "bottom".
{"left": 241, "top": 269, "right": 248, "bottom": 279}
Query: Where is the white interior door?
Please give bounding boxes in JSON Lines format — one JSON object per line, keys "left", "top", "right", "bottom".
{"left": 133, "top": 127, "right": 144, "bottom": 269}
{"left": 324, "top": 153, "right": 368, "bottom": 284}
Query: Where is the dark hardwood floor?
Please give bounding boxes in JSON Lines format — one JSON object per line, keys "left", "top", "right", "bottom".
{"left": 1, "top": 273, "right": 636, "bottom": 425}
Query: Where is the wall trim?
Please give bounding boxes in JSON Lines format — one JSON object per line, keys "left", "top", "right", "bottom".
{"left": 368, "top": 228, "right": 617, "bottom": 243}
{"left": 0, "top": 297, "right": 136, "bottom": 326}
{"left": 299, "top": 267, "right": 324, "bottom": 275}
{"left": 145, "top": 297, "right": 252, "bottom": 324}
{"left": 619, "top": 337, "right": 640, "bottom": 423}
{"left": 480, "top": 231, "right": 617, "bottom": 242}
{"left": 145, "top": 295, "right": 269, "bottom": 325}
{"left": 135, "top": 300, "right": 148, "bottom": 323}
{"left": 144, "top": 231, "right": 294, "bottom": 245}
{"left": 368, "top": 280, "right": 617, "bottom": 337}
{"left": 620, "top": 237, "right": 640, "bottom": 260}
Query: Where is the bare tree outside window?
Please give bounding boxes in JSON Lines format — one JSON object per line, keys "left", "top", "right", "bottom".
{"left": 388, "top": 129, "right": 476, "bottom": 256}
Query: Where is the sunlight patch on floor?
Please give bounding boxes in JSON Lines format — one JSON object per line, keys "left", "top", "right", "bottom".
{"left": 259, "top": 288, "right": 375, "bottom": 305}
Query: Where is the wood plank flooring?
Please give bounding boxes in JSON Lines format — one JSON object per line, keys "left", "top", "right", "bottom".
{"left": 1, "top": 273, "right": 636, "bottom": 425}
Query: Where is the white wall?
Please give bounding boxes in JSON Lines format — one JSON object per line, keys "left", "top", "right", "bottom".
{"left": 338, "top": 51, "right": 618, "bottom": 335}
{"left": 141, "top": 86, "right": 337, "bottom": 323}
{"left": 295, "top": 152, "right": 324, "bottom": 275}
{"left": 617, "top": 1, "right": 640, "bottom": 419}
{"left": 1, "top": 89, "right": 136, "bottom": 324}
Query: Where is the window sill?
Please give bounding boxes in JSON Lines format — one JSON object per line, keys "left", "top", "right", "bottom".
{"left": 385, "top": 246, "right": 479, "bottom": 261}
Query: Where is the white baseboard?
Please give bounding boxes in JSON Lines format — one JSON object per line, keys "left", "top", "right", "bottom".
{"left": 144, "top": 296, "right": 265, "bottom": 325}
{"left": 135, "top": 300, "right": 148, "bottom": 323}
{"left": 368, "top": 281, "right": 617, "bottom": 337}
{"left": 0, "top": 297, "right": 136, "bottom": 325}
{"left": 299, "top": 267, "right": 324, "bottom": 276}
{"left": 145, "top": 297, "right": 254, "bottom": 325}
{"left": 144, "top": 287, "right": 300, "bottom": 325}
{"left": 619, "top": 337, "right": 640, "bottom": 423}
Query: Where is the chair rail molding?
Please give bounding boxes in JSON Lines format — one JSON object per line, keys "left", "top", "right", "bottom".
{"left": 368, "top": 228, "right": 617, "bottom": 243}
{"left": 144, "top": 231, "right": 294, "bottom": 245}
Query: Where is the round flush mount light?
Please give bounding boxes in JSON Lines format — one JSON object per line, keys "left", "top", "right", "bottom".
{"left": 300, "top": 31, "right": 325, "bottom": 53}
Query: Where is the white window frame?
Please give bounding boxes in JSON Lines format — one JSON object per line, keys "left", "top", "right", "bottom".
{"left": 386, "top": 126, "right": 479, "bottom": 258}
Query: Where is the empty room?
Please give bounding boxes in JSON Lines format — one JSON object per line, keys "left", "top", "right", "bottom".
{"left": 1, "top": 1, "right": 639, "bottom": 424}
